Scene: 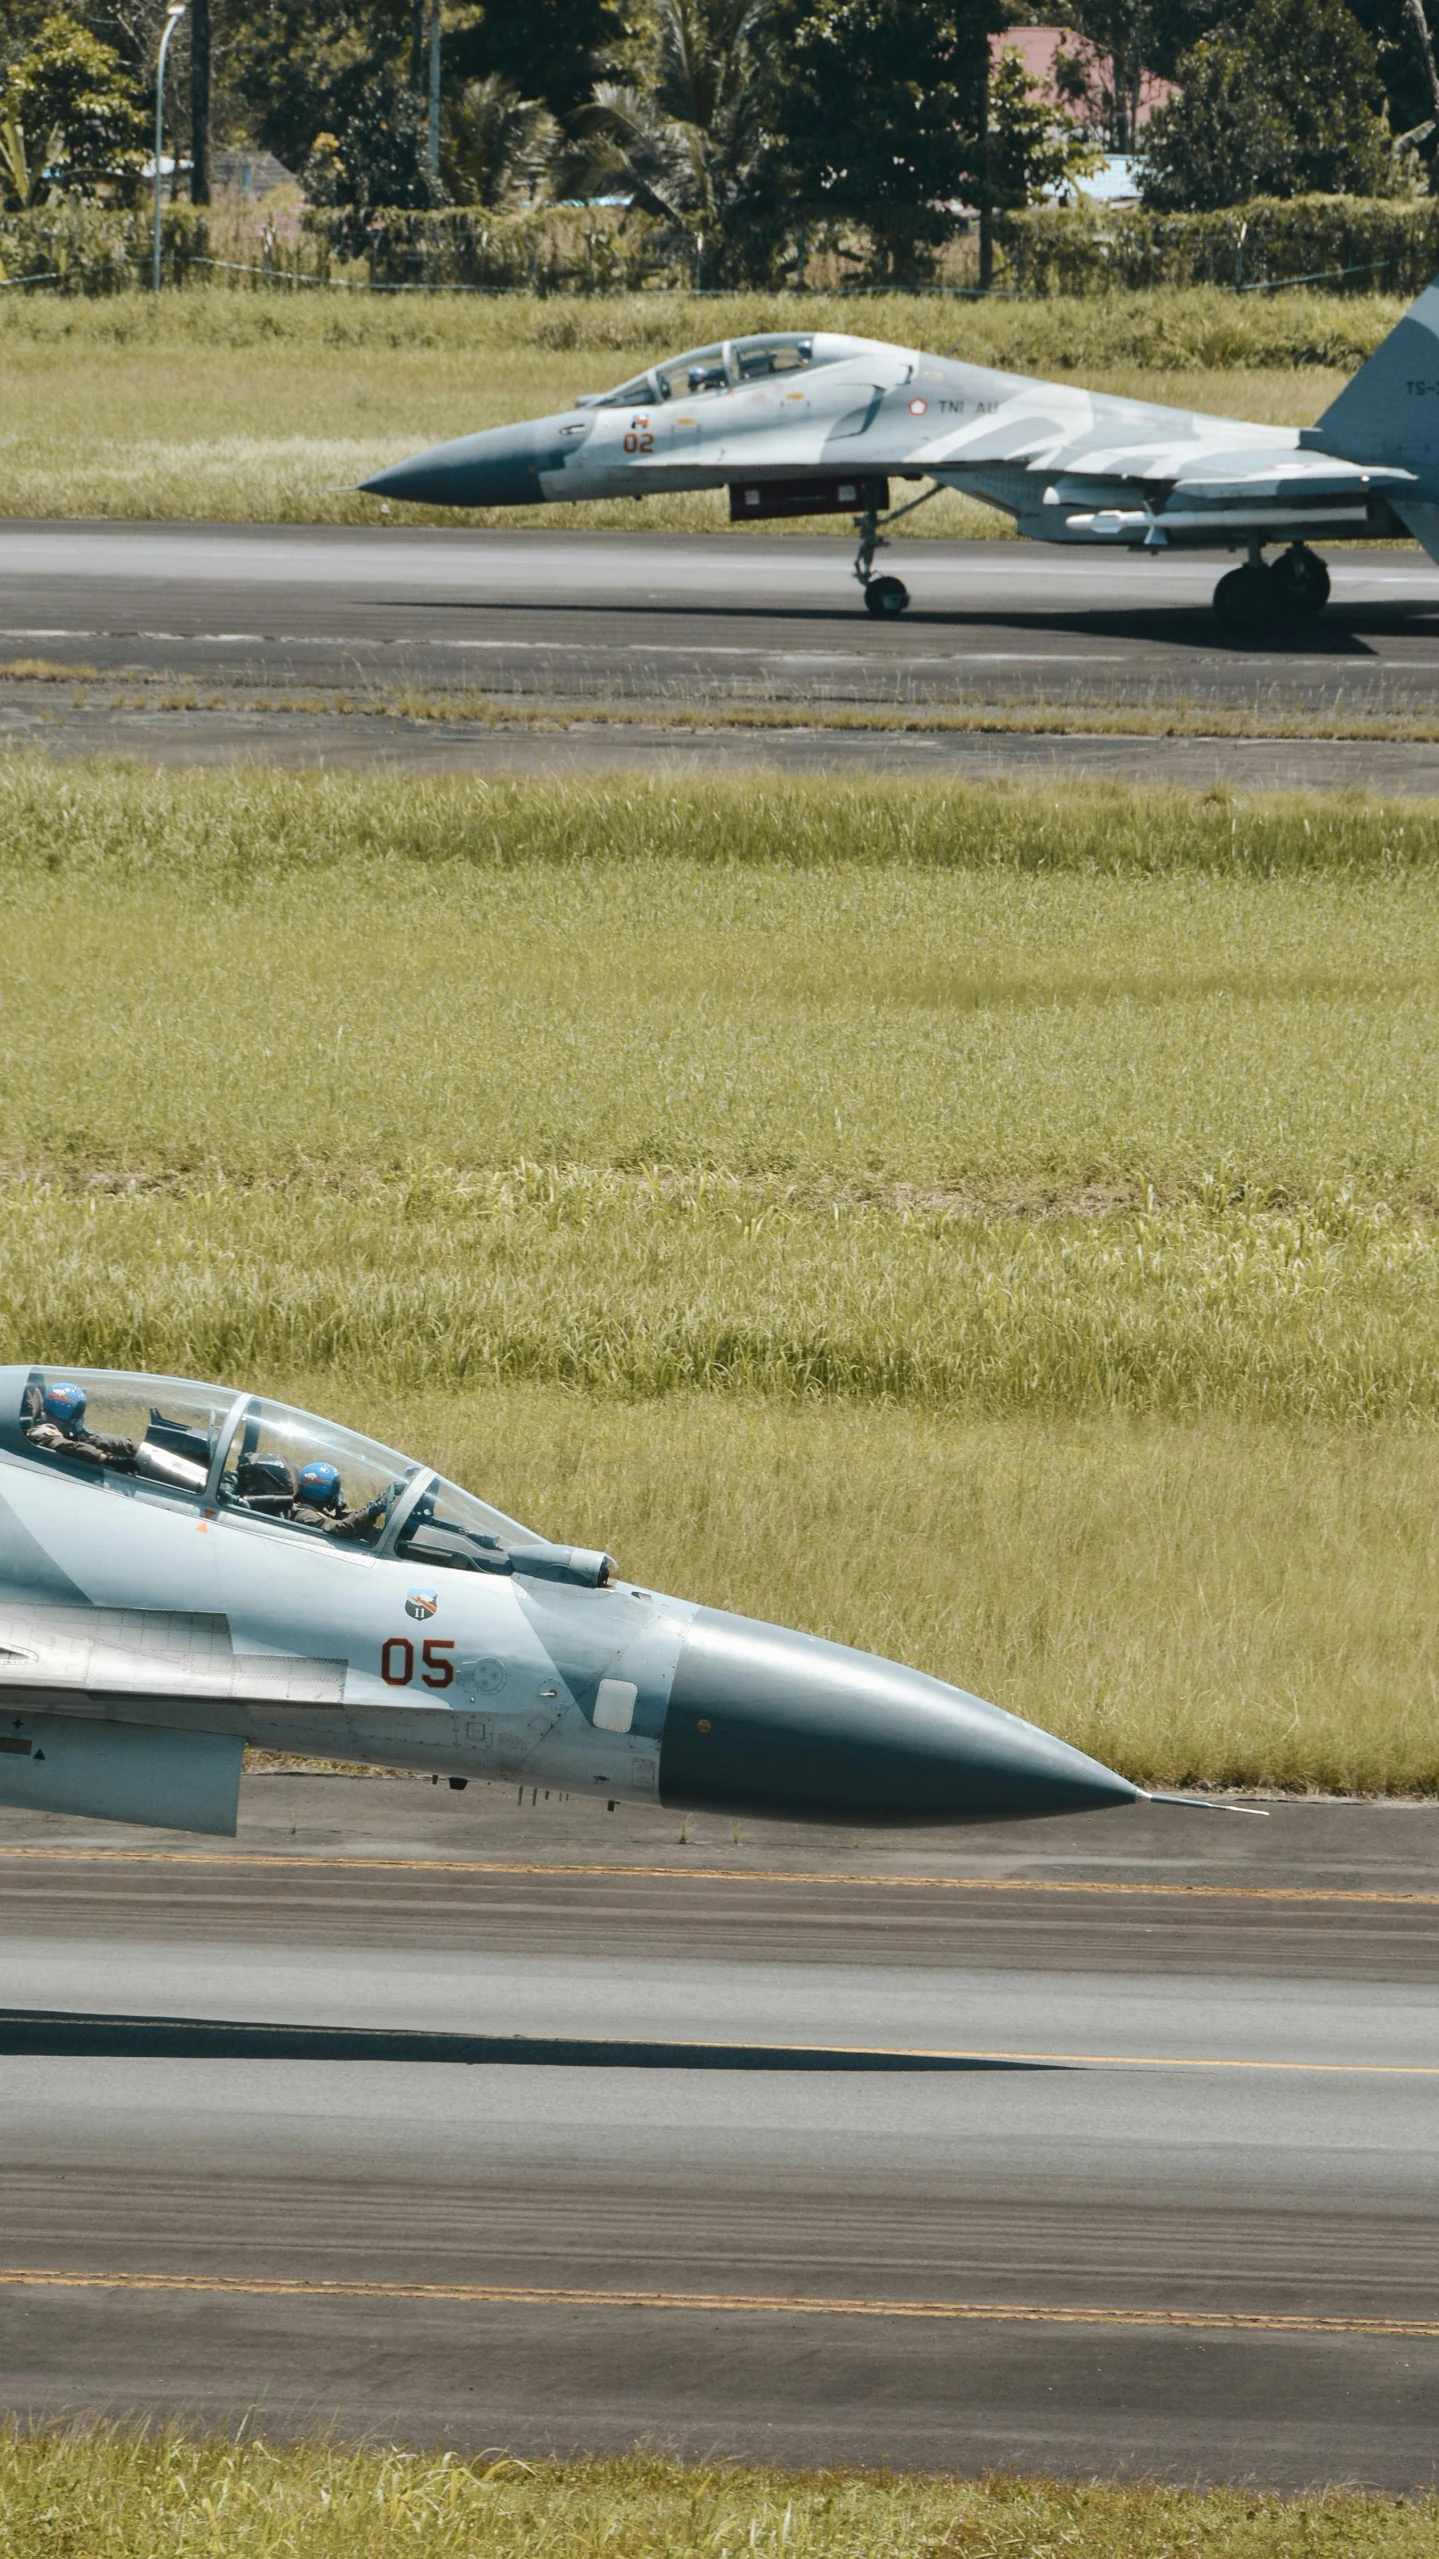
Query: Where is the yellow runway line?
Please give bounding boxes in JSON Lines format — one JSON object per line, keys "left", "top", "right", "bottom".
{"left": 772, "top": 2045, "right": 1439, "bottom": 2074}
{"left": 1, "top": 2265, "right": 1437, "bottom": 2338}
{"left": 946, "top": 2050, "right": 1439, "bottom": 2074}
{"left": 1, "top": 1847, "right": 1437, "bottom": 1911}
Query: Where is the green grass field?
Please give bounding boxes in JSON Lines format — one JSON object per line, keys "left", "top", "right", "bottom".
{"left": 0, "top": 283, "right": 1398, "bottom": 527}
{"left": 0, "top": 2431, "right": 1433, "bottom": 2558}
{"left": 4, "top": 765, "right": 1438, "bottom": 1196}
{"left": 3, "top": 761, "right": 1439, "bottom": 1793}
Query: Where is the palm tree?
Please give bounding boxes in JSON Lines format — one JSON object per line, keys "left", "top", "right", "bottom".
{"left": 442, "top": 73, "right": 563, "bottom": 210}
{"left": 585, "top": 0, "right": 773, "bottom": 279}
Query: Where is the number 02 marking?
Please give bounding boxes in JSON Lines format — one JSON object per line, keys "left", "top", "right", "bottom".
{"left": 381, "top": 1636, "right": 455, "bottom": 1690}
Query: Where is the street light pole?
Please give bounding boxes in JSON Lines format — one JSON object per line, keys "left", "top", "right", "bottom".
{"left": 427, "top": 0, "right": 441, "bottom": 184}
{"left": 152, "top": 1, "right": 187, "bottom": 293}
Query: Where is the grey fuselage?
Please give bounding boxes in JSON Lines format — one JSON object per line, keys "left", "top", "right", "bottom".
{"left": 362, "top": 320, "right": 1434, "bottom": 558}
{"left": 0, "top": 1363, "right": 1138, "bottom": 1839}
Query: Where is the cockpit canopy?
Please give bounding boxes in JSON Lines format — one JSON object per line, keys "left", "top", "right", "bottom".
{"left": 0, "top": 1365, "right": 611, "bottom": 1583}
{"left": 581, "top": 331, "right": 867, "bottom": 410}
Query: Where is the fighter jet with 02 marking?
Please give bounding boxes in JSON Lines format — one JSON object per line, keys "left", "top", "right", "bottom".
{"left": 361, "top": 280, "right": 1439, "bottom": 632}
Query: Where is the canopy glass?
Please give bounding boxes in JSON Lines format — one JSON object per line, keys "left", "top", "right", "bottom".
{"left": 589, "top": 331, "right": 848, "bottom": 408}
{"left": 3, "top": 1366, "right": 535, "bottom": 1558}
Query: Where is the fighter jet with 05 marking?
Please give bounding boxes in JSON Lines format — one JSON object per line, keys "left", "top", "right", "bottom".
{"left": 0, "top": 1363, "right": 1190, "bottom": 1839}
{"left": 362, "top": 283, "right": 1439, "bottom": 632}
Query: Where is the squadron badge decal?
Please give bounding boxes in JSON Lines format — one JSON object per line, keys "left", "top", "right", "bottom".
{"left": 405, "top": 1590, "right": 438, "bottom": 1621}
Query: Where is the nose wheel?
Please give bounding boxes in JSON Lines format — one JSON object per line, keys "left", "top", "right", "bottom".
{"left": 864, "top": 574, "right": 910, "bottom": 617}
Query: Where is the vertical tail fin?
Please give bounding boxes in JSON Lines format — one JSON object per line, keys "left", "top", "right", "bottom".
{"left": 1316, "top": 277, "right": 1439, "bottom": 466}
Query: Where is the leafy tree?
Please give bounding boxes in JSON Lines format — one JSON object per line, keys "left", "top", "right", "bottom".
{"left": 455, "top": 0, "right": 626, "bottom": 121}
{"left": 0, "top": 11, "right": 144, "bottom": 194}
{"left": 989, "top": 44, "right": 1103, "bottom": 206}
{"left": 771, "top": 0, "right": 998, "bottom": 281}
{"left": 441, "top": 70, "right": 560, "bottom": 206}
{"left": 1138, "top": 0, "right": 1402, "bottom": 206}
{"left": 0, "top": 0, "right": 53, "bottom": 71}
{"left": 218, "top": 0, "right": 414, "bottom": 176}
{"left": 584, "top": 0, "right": 778, "bottom": 281}
{"left": 322, "top": 61, "right": 447, "bottom": 208}
{"left": 1346, "top": 0, "right": 1439, "bottom": 176}
{"left": 1049, "top": 0, "right": 1225, "bottom": 150}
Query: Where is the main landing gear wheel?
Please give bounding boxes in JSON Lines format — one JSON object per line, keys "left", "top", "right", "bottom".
{"left": 864, "top": 574, "right": 910, "bottom": 618}
{"left": 1269, "top": 542, "right": 1330, "bottom": 618}
{"left": 1213, "top": 561, "right": 1274, "bottom": 634}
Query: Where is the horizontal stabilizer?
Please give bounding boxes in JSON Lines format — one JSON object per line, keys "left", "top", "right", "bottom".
{"left": 1169, "top": 456, "right": 1414, "bottom": 505}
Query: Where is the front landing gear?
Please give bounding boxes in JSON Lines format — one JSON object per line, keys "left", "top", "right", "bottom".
{"left": 852, "top": 482, "right": 946, "bottom": 614}
{"left": 1213, "top": 541, "right": 1330, "bottom": 632}
{"left": 854, "top": 507, "right": 909, "bottom": 615}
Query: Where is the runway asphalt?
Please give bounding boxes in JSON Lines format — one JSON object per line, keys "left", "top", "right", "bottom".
{"left": 2, "top": 1776, "right": 1437, "bottom": 2485}
{"left": 9, "top": 522, "right": 1439, "bottom": 785}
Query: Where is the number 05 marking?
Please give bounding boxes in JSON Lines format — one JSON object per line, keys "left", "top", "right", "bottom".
{"left": 381, "top": 1636, "right": 455, "bottom": 1689}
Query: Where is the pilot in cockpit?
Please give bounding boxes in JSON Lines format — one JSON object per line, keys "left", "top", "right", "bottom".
{"left": 23, "top": 1380, "right": 137, "bottom": 1471}
{"left": 237, "top": 1453, "right": 387, "bottom": 1542}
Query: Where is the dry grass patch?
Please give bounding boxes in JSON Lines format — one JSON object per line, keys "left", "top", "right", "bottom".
{"left": 0, "top": 2429, "right": 1433, "bottom": 2557}
{"left": 9, "top": 1178, "right": 1439, "bottom": 1433}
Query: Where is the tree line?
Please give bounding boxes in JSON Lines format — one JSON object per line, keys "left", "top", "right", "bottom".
{"left": 2, "top": 0, "right": 1438, "bottom": 283}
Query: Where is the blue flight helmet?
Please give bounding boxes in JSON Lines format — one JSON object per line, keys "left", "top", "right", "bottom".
{"left": 296, "top": 1459, "right": 342, "bottom": 1509}
{"left": 43, "top": 1382, "right": 88, "bottom": 1432}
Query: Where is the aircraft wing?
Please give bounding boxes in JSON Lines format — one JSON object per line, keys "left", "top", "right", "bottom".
{"left": 1154, "top": 450, "right": 1416, "bottom": 502}
{"left": 0, "top": 1602, "right": 346, "bottom": 1717}
{"left": 980, "top": 440, "right": 1420, "bottom": 547}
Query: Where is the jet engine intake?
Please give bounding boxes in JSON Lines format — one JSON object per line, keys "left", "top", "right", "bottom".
{"left": 729, "top": 476, "right": 889, "bottom": 521}
{"left": 0, "top": 1714, "right": 244, "bottom": 1834}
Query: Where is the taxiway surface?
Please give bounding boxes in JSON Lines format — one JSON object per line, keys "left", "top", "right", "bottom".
{"left": 2, "top": 1778, "right": 1437, "bottom": 2486}
{"left": 7, "top": 523, "right": 1439, "bottom": 783}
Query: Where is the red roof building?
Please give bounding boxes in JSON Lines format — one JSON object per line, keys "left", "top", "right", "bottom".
{"left": 991, "top": 23, "right": 1177, "bottom": 141}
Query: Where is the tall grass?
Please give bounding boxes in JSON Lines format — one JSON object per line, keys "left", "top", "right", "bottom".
{"left": 12, "top": 759, "right": 1439, "bottom": 878}
{"left": 2, "top": 769, "right": 1438, "bottom": 1196}
{"left": 5, "top": 762, "right": 1439, "bottom": 1790}
{"left": 0, "top": 2430, "right": 1432, "bottom": 2557}
{"left": 0, "top": 284, "right": 1386, "bottom": 526}
{"left": 346, "top": 1384, "right": 1439, "bottom": 1793}
{"left": 7, "top": 1180, "right": 1439, "bottom": 1428}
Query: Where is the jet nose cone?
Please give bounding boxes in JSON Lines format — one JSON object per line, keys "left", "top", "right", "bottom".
{"left": 660, "top": 1609, "right": 1137, "bottom": 1826}
{"left": 362, "top": 419, "right": 553, "bottom": 509}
